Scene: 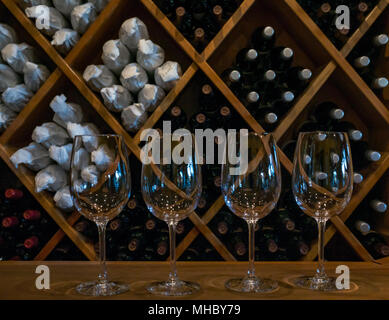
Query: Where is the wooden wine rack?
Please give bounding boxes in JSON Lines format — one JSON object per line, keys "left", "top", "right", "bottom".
{"left": 0, "top": 0, "right": 388, "bottom": 263}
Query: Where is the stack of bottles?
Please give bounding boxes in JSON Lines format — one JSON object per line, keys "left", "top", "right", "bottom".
{"left": 0, "top": 159, "right": 58, "bottom": 261}
{"left": 210, "top": 190, "right": 317, "bottom": 261}
{"left": 83, "top": 17, "right": 182, "bottom": 135}
{"left": 22, "top": 0, "right": 110, "bottom": 56}
{"left": 347, "top": 194, "right": 389, "bottom": 259}
{"left": 0, "top": 22, "right": 50, "bottom": 132}
{"left": 281, "top": 101, "right": 382, "bottom": 186}
{"left": 74, "top": 192, "right": 200, "bottom": 261}
{"left": 9, "top": 93, "right": 107, "bottom": 213}
{"left": 297, "top": 0, "right": 379, "bottom": 49}
{"left": 222, "top": 25, "right": 313, "bottom": 132}
{"left": 347, "top": 22, "right": 388, "bottom": 97}
{"left": 154, "top": 0, "right": 243, "bottom": 51}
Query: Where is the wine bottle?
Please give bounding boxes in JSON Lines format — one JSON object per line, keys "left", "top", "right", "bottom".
{"left": 330, "top": 121, "right": 363, "bottom": 142}
{"left": 251, "top": 26, "right": 276, "bottom": 53}
{"left": 270, "top": 47, "right": 294, "bottom": 72}
{"left": 357, "top": 230, "right": 389, "bottom": 259}
{"left": 354, "top": 220, "right": 371, "bottom": 234}
{"left": 315, "top": 3, "right": 333, "bottom": 29}
{"left": 162, "top": 106, "right": 187, "bottom": 131}
{"left": 273, "top": 209, "right": 296, "bottom": 233}
{"left": 257, "top": 226, "right": 280, "bottom": 254}
{"left": 127, "top": 227, "right": 145, "bottom": 256}
{"left": 352, "top": 2, "right": 370, "bottom": 24}
{"left": 190, "top": 112, "right": 212, "bottom": 131}
{"left": 351, "top": 140, "right": 381, "bottom": 170}
{"left": 254, "top": 105, "right": 278, "bottom": 132}
{"left": 313, "top": 101, "right": 345, "bottom": 125}
{"left": 193, "top": 28, "right": 206, "bottom": 51}
{"left": 236, "top": 48, "right": 259, "bottom": 73}
{"left": 211, "top": 210, "right": 234, "bottom": 239}
{"left": 283, "top": 67, "right": 312, "bottom": 93}
{"left": 270, "top": 90, "right": 295, "bottom": 118}
{"left": 369, "top": 199, "right": 387, "bottom": 214}
{"left": 230, "top": 234, "right": 247, "bottom": 258}
{"left": 353, "top": 56, "right": 371, "bottom": 71}
{"left": 214, "top": 106, "right": 233, "bottom": 129}
{"left": 285, "top": 234, "right": 310, "bottom": 260}
{"left": 221, "top": 68, "right": 241, "bottom": 92}
{"left": 154, "top": 233, "right": 169, "bottom": 259}
{"left": 199, "top": 84, "right": 218, "bottom": 113}
{"left": 174, "top": 7, "right": 194, "bottom": 38}
{"left": 254, "top": 69, "right": 277, "bottom": 95}
{"left": 190, "top": 0, "right": 209, "bottom": 21}
{"left": 240, "top": 90, "right": 261, "bottom": 111}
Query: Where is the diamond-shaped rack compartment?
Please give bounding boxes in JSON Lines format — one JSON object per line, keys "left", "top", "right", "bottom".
{"left": 0, "top": 0, "right": 57, "bottom": 136}
{"left": 0, "top": 0, "right": 388, "bottom": 262}
{"left": 0, "top": 73, "right": 116, "bottom": 261}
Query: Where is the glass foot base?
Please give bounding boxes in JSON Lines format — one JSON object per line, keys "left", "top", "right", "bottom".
{"left": 76, "top": 281, "right": 129, "bottom": 296}
{"left": 147, "top": 280, "right": 200, "bottom": 296}
{"left": 225, "top": 277, "right": 278, "bottom": 294}
{"left": 293, "top": 275, "right": 340, "bottom": 291}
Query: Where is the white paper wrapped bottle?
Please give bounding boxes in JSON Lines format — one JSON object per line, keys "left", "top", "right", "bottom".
{"left": 25, "top": 6, "right": 69, "bottom": 37}
{"left": 100, "top": 85, "right": 133, "bottom": 113}
{"left": 138, "top": 84, "right": 165, "bottom": 113}
{"left": 136, "top": 39, "right": 165, "bottom": 73}
{"left": 0, "top": 104, "right": 17, "bottom": 132}
{"left": 72, "top": 147, "right": 90, "bottom": 171}
{"left": 83, "top": 64, "right": 118, "bottom": 92}
{"left": 0, "top": 64, "right": 21, "bottom": 92}
{"left": 2, "top": 84, "right": 33, "bottom": 112}
{"left": 32, "top": 122, "right": 70, "bottom": 148}
{"left": 49, "top": 143, "right": 73, "bottom": 170}
{"left": 10, "top": 142, "right": 53, "bottom": 171}
{"left": 1, "top": 43, "right": 38, "bottom": 73}
{"left": 102, "top": 39, "right": 131, "bottom": 75}
{"left": 91, "top": 144, "right": 115, "bottom": 171}
{"left": 0, "top": 23, "right": 18, "bottom": 51}
{"left": 51, "top": 29, "right": 80, "bottom": 55}
{"left": 54, "top": 186, "right": 74, "bottom": 212}
{"left": 50, "top": 94, "right": 84, "bottom": 125}
{"left": 66, "top": 122, "right": 100, "bottom": 152}
{"left": 53, "top": 0, "right": 83, "bottom": 16}
{"left": 121, "top": 103, "right": 147, "bottom": 133}
{"left": 154, "top": 61, "right": 182, "bottom": 91}
{"left": 119, "top": 17, "right": 149, "bottom": 53}
{"left": 81, "top": 165, "right": 100, "bottom": 185}
{"left": 23, "top": 62, "right": 50, "bottom": 92}
{"left": 120, "top": 63, "right": 148, "bottom": 94}
{"left": 70, "top": 3, "right": 97, "bottom": 34}
{"left": 35, "top": 164, "right": 68, "bottom": 193}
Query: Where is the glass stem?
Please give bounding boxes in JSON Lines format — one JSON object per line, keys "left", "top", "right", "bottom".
{"left": 97, "top": 221, "right": 108, "bottom": 285}
{"left": 316, "top": 216, "right": 327, "bottom": 279}
{"left": 247, "top": 220, "right": 257, "bottom": 280}
{"left": 168, "top": 221, "right": 178, "bottom": 284}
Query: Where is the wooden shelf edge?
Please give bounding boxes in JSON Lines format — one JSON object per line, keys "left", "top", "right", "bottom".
{"left": 202, "top": 0, "right": 256, "bottom": 60}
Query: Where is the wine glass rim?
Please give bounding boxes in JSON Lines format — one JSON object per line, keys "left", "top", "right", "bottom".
{"left": 298, "top": 131, "right": 348, "bottom": 136}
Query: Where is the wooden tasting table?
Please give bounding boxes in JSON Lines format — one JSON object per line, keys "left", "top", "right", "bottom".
{"left": 0, "top": 261, "right": 389, "bottom": 300}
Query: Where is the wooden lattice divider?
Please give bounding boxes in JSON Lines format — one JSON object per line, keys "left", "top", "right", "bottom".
{"left": 0, "top": 0, "right": 388, "bottom": 263}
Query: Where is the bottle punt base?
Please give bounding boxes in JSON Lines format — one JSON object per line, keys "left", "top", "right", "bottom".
{"left": 76, "top": 281, "right": 129, "bottom": 296}
{"left": 147, "top": 280, "right": 201, "bottom": 296}
{"left": 225, "top": 277, "right": 278, "bottom": 294}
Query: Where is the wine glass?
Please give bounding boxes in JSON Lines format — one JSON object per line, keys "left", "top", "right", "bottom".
{"left": 70, "top": 134, "right": 131, "bottom": 296}
{"left": 141, "top": 132, "right": 202, "bottom": 296}
{"left": 292, "top": 132, "right": 353, "bottom": 291}
{"left": 221, "top": 131, "right": 282, "bottom": 293}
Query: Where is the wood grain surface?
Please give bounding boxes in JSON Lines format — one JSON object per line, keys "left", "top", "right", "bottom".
{"left": 0, "top": 261, "right": 388, "bottom": 300}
